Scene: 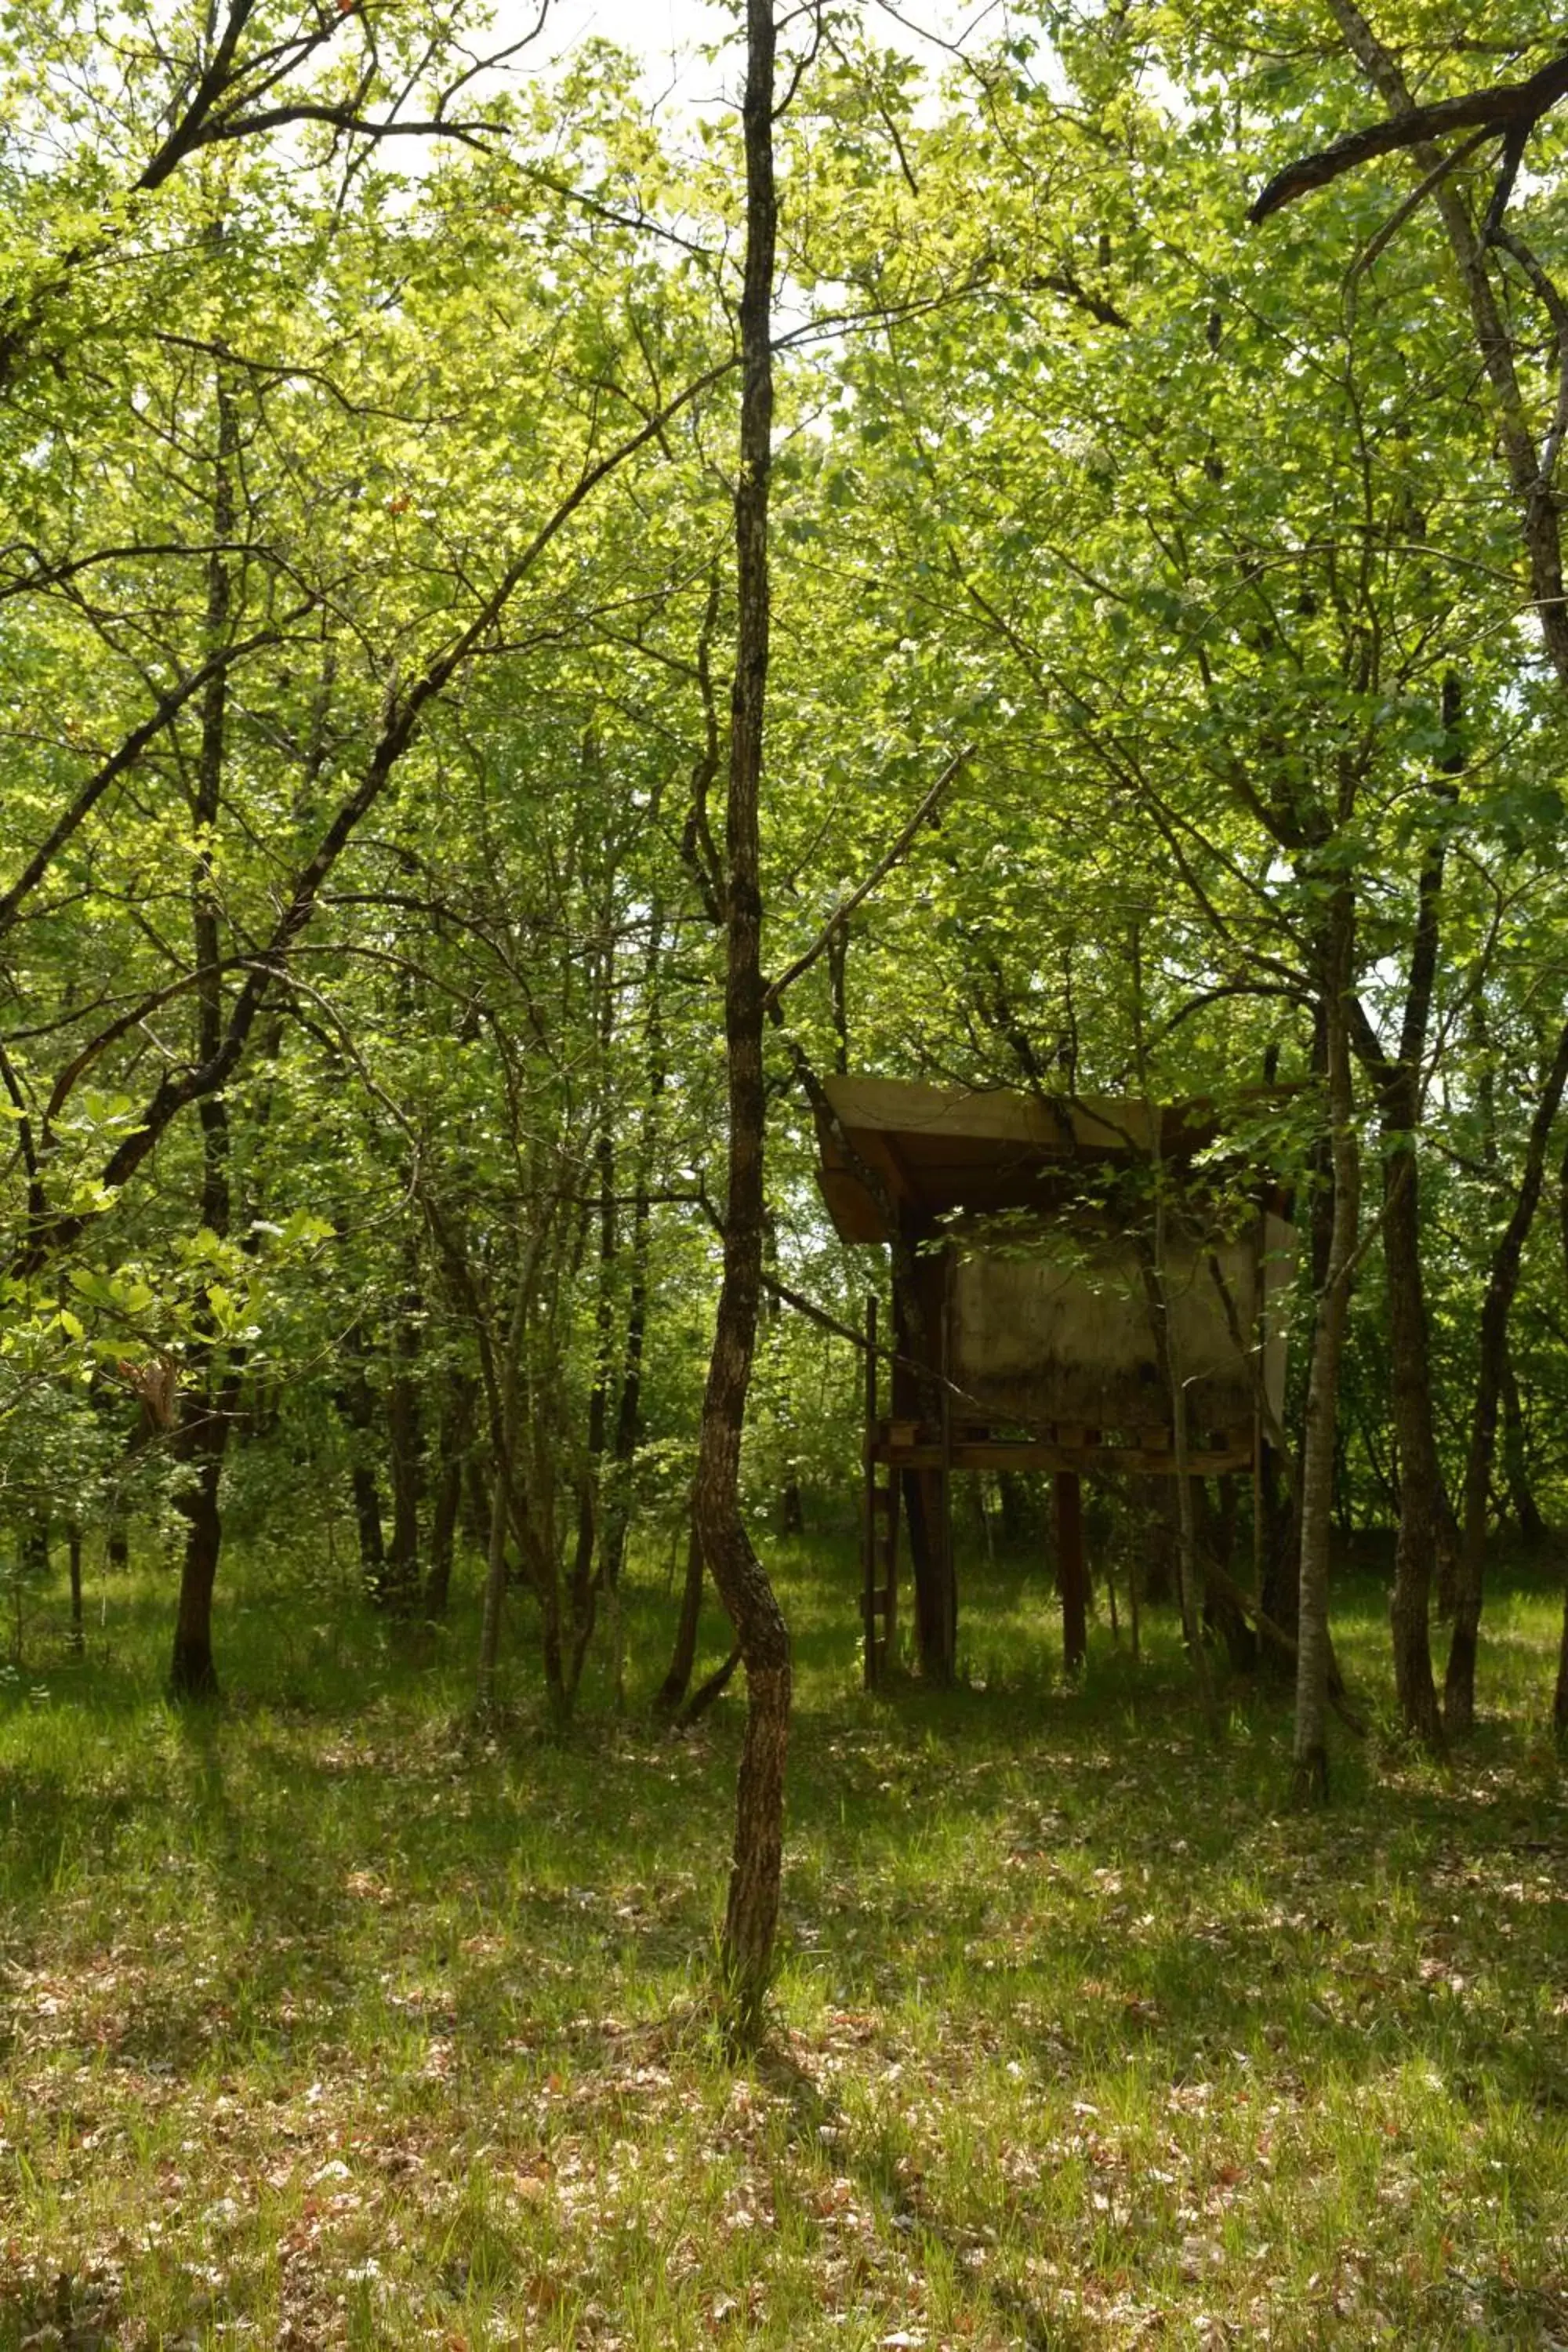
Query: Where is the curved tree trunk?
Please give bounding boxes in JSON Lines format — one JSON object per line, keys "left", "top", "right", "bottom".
{"left": 691, "top": 0, "right": 790, "bottom": 2052}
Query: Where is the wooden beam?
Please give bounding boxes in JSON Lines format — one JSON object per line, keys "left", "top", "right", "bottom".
{"left": 871, "top": 1439, "right": 1254, "bottom": 1475}
{"left": 1055, "top": 1469, "right": 1087, "bottom": 1672}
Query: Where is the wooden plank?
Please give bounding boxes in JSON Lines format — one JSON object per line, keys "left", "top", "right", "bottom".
{"left": 871, "top": 1439, "right": 1254, "bottom": 1475}
{"left": 1055, "top": 1470, "right": 1088, "bottom": 1672}
{"left": 862, "top": 1295, "right": 879, "bottom": 1690}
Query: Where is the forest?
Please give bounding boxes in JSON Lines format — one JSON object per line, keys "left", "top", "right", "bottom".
{"left": 3, "top": 1, "right": 1568, "bottom": 2345}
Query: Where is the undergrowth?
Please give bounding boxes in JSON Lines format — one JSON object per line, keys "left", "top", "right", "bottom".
{"left": 2, "top": 1530, "right": 1566, "bottom": 2347}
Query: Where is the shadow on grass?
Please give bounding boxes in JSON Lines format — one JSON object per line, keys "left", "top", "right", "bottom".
{"left": 2, "top": 1534, "right": 1563, "bottom": 2127}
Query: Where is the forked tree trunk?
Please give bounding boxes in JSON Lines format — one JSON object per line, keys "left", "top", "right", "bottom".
{"left": 691, "top": 0, "right": 791, "bottom": 2052}
{"left": 1446, "top": 1018, "right": 1568, "bottom": 1732}
{"left": 1294, "top": 896, "right": 1360, "bottom": 1804}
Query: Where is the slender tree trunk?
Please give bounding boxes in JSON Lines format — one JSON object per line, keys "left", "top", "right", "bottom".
{"left": 383, "top": 1239, "right": 424, "bottom": 1615}
{"left": 1131, "top": 948, "right": 1218, "bottom": 1733}
{"left": 477, "top": 1443, "right": 510, "bottom": 1719}
{"left": 476, "top": 1266, "right": 532, "bottom": 1715}
{"left": 1382, "top": 1147, "right": 1445, "bottom": 1749}
{"left": 67, "top": 1522, "right": 82, "bottom": 1655}
{"left": 169, "top": 370, "right": 239, "bottom": 1702}
{"left": 337, "top": 1332, "right": 389, "bottom": 1595}
{"left": 1501, "top": 1359, "right": 1546, "bottom": 1548}
{"left": 1446, "top": 1018, "right": 1568, "bottom": 1731}
{"left": 691, "top": 0, "right": 791, "bottom": 2050}
{"left": 350, "top": 1465, "right": 386, "bottom": 1584}
{"left": 655, "top": 1508, "right": 706, "bottom": 1718}
{"left": 597, "top": 902, "right": 666, "bottom": 1711}
{"left": 1294, "top": 894, "right": 1360, "bottom": 1804}
{"left": 567, "top": 1132, "right": 617, "bottom": 1694}
{"left": 424, "top": 1372, "right": 474, "bottom": 1618}
{"left": 1360, "top": 673, "right": 1461, "bottom": 1755}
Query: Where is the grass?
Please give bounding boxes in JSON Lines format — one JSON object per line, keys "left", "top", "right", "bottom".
{"left": 2, "top": 1523, "right": 1567, "bottom": 2348}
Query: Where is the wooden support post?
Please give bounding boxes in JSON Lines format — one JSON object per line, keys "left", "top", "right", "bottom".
{"left": 862, "top": 1294, "right": 878, "bottom": 1688}
{"left": 1055, "top": 1468, "right": 1087, "bottom": 1674}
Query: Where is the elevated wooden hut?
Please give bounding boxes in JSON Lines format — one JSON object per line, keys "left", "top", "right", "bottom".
{"left": 814, "top": 1076, "right": 1294, "bottom": 1683}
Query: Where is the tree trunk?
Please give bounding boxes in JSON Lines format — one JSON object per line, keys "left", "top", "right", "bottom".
{"left": 598, "top": 904, "right": 666, "bottom": 1710}
{"left": 1501, "top": 1359, "right": 1546, "bottom": 1548}
{"left": 1294, "top": 893, "right": 1360, "bottom": 1803}
{"left": 350, "top": 1463, "right": 386, "bottom": 1586}
{"left": 171, "top": 1443, "right": 223, "bottom": 1697}
{"left": 655, "top": 1508, "right": 706, "bottom": 1718}
{"left": 67, "top": 1522, "right": 82, "bottom": 1655}
{"left": 1446, "top": 1018, "right": 1568, "bottom": 1732}
{"left": 169, "top": 373, "right": 239, "bottom": 1704}
{"left": 566, "top": 1132, "right": 617, "bottom": 1695}
{"left": 1383, "top": 1145, "right": 1446, "bottom": 1751}
{"left": 477, "top": 1441, "right": 510, "bottom": 1718}
{"left": 1359, "top": 674, "right": 1463, "bottom": 1754}
{"left": 691, "top": 0, "right": 791, "bottom": 2051}
{"left": 337, "top": 1340, "right": 388, "bottom": 1596}
{"left": 382, "top": 1242, "right": 424, "bottom": 1615}
{"left": 424, "top": 1372, "right": 474, "bottom": 1618}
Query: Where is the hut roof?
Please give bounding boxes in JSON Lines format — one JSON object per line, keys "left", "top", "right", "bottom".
{"left": 815, "top": 1074, "right": 1283, "bottom": 1243}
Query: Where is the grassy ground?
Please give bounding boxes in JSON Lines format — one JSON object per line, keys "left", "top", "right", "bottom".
{"left": 2, "top": 1526, "right": 1567, "bottom": 2349}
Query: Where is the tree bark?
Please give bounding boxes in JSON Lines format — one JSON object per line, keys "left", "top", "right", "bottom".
{"left": 1446, "top": 1017, "right": 1568, "bottom": 1731}
{"left": 1352, "top": 672, "right": 1461, "bottom": 1755}
{"left": 169, "top": 369, "right": 239, "bottom": 1702}
{"left": 424, "top": 1370, "right": 474, "bottom": 1618}
{"left": 690, "top": 0, "right": 791, "bottom": 2051}
{"left": 1294, "top": 892, "right": 1361, "bottom": 1803}
{"left": 67, "top": 1522, "right": 83, "bottom": 1655}
{"left": 655, "top": 1508, "right": 706, "bottom": 1718}
{"left": 382, "top": 1239, "right": 424, "bottom": 1615}
{"left": 1501, "top": 1358, "right": 1546, "bottom": 1548}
